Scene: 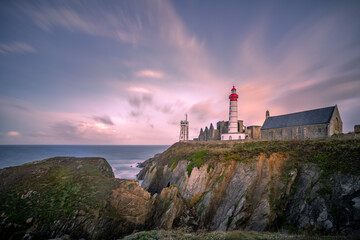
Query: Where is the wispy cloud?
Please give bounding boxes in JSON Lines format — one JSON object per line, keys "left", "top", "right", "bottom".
{"left": 128, "top": 93, "right": 153, "bottom": 108}
{"left": 29, "top": 131, "right": 49, "bottom": 137}
{"left": 7, "top": 131, "right": 20, "bottom": 136}
{"left": 135, "top": 70, "right": 164, "bottom": 79}
{"left": 231, "top": 4, "right": 360, "bottom": 127}
{"left": 127, "top": 86, "right": 150, "bottom": 93}
{"left": 14, "top": 1, "right": 142, "bottom": 44}
{"left": 0, "top": 42, "right": 36, "bottom": 54}
{"left": 92, "top": 115, "right": 114, "bottom": 126}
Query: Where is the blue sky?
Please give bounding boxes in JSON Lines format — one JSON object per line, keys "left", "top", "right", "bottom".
{"left": 0, "top": 0, "right": 359, "bottom": 144}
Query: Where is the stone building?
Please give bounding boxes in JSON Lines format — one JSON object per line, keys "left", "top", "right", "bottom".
{"left": 179, "top": 114, "right": 189, "bottom": 142}
{"left": 355, "top": 125, "right": 360, "bottom": 134}
{"left": 261, "top": 105, "right": 342, "bottom": 140}
{"left": 246, "top": 126, "right": 261, "bottom": 140}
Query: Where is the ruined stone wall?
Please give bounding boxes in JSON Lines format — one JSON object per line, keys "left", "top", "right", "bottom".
{"left": 246, "top": 126, "right": 261, "bottom": 140}
{"left": 237, "top": 120, "right": 245, "bottom": 133}
{"left": 216, "top": 121, "right": 228, "bottom": 134}
{"left": 198, "top": 124, "right": 220, "bottom": 141}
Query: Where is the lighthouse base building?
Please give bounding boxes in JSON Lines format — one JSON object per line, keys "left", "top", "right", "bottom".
{"left": 221, "top": 132, "right": 245, "bottom": 141}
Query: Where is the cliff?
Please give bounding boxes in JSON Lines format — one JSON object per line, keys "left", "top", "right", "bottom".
{"left": 139, "top": 139, "right": 360, "bottom": 235}
{"left": 1, "top": 139, "right": 359, "bottom": 239}
{"left": 0, "top": 157, "right": 184, "bottom": 239}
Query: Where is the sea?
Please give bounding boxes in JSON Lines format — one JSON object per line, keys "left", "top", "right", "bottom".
{"left": 0, "top": 145, "right": 169, "bottom": 179}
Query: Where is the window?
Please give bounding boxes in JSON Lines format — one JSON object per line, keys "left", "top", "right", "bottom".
{"left": 229, "top": 136, "right": 232, "bottom": 140}
{"left": 318, "top": 128, "right": 322, "bottom": 133}
{"left": 298, "top": 127, "right": 302, "bottom": 134}
{"left": 238, "top": 136, "right": 241, "bottom": 139}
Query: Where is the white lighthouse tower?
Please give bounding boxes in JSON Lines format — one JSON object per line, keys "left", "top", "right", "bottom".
{"left": 229, "top": 86, "right": 238, "bottom": 133}
{"left": 221, "top": 86, "right": 245, "bottom": 140}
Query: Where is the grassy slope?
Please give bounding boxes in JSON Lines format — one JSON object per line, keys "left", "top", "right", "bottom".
{"left": 122, "top": 229, "right": 349, "bottom": 240}
{"left": 0, "top": 157, "right": 119, "bottom": 226}
{"left": 152, "top": 139, "right": 360, "bottom": 177}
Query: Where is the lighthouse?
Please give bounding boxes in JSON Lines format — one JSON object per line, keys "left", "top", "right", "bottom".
{"left": 228, "top": 85, "right": 239, "bottom": 133}
{"left": 221, "top": 85, "right": 246, "bottom": 140}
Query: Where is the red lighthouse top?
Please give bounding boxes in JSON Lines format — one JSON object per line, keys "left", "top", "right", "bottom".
{"left": 229, "top": 85, "right": 238, "bottom": 101}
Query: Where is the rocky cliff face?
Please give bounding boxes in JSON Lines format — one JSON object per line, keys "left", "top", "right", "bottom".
{"left": 1, "top": 139, "right": 359, "bottom": 239}
{"left": 139, "top": 139, "right": 360, "bottom": 235}
{"left": 0, "top": 157, "right": 185, "bottom": 239}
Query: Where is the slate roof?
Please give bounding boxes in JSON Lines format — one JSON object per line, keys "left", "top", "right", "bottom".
{"left": 261, "top": 106, "right": 336, "bottom": 130}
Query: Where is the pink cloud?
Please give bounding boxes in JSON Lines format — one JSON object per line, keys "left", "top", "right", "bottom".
{"left": 135, "top": 70, "right": 164, "bottom": 79}
{"left": 7, "top": 131, "right": 20, "bottom": 136}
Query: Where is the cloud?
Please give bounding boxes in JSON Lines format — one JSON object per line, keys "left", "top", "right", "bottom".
{"left": 130, "top": 111, "right": 142, "bottom": 118}
{"left": 92, "top": 115, "right": 114, "bottom": 126}
{"left": 135, "top": 70, "right": 164, "bottom": 79}
{"left": 271, "top": 73, "right": 360, "bottom": 109}
{"left": 29, "top": 131, "right": 49, "bottom": 137}
{"left": 51, "top": 120, "right": 80, "bottom": 139}
{"left": 50, "top": 119, "right": 119, "bottom": 142}
{"left": 7, "top": 131, "right": 20, "bottom": 136}
{"left": 127, "top": 86, "right": 150, "bottom": 93}
{"left": 128, "top": 93, "right": 153, "bottom": 108}
{"left": 0, "top": 42, "right": 36, "bottom": 54}
{"left": 14, "top": 1, "right": 142, "bottom": 44}
{"left": 339, "top": 56, "right": 360, "bottom": 74}
{"left": 189, "top": 100, "right": 221, "bottom": 122}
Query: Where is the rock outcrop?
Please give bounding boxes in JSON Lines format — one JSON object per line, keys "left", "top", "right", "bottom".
{"left": 139, "top": 139, "right": 360, "bottom": 235}
{"left": 1, "top": 139, "right": 360, "bottom": 239}
{"left": 0, "top": 157, "right": 185, "bottom": 239}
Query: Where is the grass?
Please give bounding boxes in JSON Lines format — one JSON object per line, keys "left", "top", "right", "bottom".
{"left": 186, "top": 150, "right": 209, "bottom": 176}
{"left": 152, "top": 139, "right": 360, "bottom": 178}
{"left": 233, "top": 139, "right": 360, "bottom": 176}
{"left": 122, "top": 229, "right": 347, "bottom": 240}
{"left": 0, "top": 160, "right": 118, "bottom": 225}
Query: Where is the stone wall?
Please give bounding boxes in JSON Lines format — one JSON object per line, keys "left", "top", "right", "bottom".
{"left": 261, "top": 123, "right": 329, "bottom": 140}
{"left": 328, "top": 106, "right": 342, "bottom": 136}
{"left": 198, "top": 123, "right": 219, "bottom": 141}
{"left": 246, "top": 126, "right": 261, "bottom": 140}
{"left": 355, "top": 125, "right": 360, "bottom": 134}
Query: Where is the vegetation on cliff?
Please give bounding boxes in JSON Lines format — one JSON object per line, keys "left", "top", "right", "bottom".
{"left": 122, "top": 229, "right": 349, "bottom": 240}
{"left": 139, "top": 139, "right": 360, "bottom": 235}
{"left": 140, "top": 139, "right": 360, "bottom": 178}
{"left": 0, "top": 158, "right": 116, "bottom": 225}
{"left": 1, "top": 139, "right": 359, "bottom": 239}
{"left": 0, "top": 157, "right": 151, "bottom": 239}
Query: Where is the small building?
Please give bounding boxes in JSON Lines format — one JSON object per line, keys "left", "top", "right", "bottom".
{"left": 179, "top": 114, "right": 189, "bottom": 142}
{"left": 261, "top": 105, "right": 342, "bottom": 140}
{"left": 246, "top": 126, "right": 261, "bottom": 140}
{"left": 355, "top": 125, "right": 360, "bottom": 134}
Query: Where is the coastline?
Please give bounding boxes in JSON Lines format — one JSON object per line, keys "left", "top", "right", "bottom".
{"left": 0, "top": 145, "right": 169, "bottom": 179}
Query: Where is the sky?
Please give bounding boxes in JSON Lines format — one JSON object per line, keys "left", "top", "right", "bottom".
{"left": 0, "top": 0, "right": 360, "bottom": 145}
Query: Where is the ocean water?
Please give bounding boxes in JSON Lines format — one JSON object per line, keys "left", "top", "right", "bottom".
{"left": 0, "top": 145, "right": 169, "bottom": 179}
